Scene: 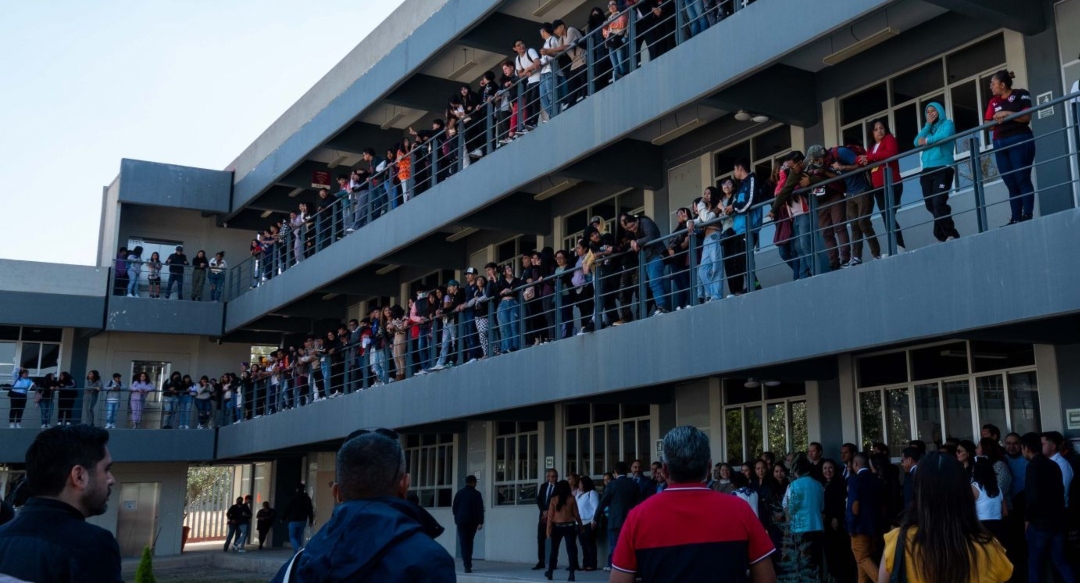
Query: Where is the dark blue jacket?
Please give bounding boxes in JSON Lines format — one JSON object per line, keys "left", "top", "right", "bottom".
{"left": 597, "top": 475, "right": 640, "bottom": 530}
{"left": 0, "top": 497, "right": 122, "bottom": 583}
{"left": 269, "top": 496, "right": 454, "bottom": 583}
{"left": 846, "top": 468, "right": 881, "bottom": 536}
{"left": 452, "top": 485, "right": 485, "bottom": 526}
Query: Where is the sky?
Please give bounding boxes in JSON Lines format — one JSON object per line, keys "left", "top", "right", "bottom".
{"left": 0, "top": 0, "right": 406, "bottom": 266}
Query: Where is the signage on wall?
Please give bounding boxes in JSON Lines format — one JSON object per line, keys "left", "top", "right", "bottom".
{"left": 1066, "top": 408, "right": 1080, "bottom": 430}
{"left": 312, "top": 170, "right": 331, "bottom": 190}
{"left": 655, "top": 439, "right": 663, "bottom": 458}
{"left": 545, "top": 456, "right": 554, "bottom": 470}
{"left": 1037, "top": 92, "right": 1054, "bottom": 119}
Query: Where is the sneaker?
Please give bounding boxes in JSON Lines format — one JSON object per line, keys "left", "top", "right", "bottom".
{"left": 841, "top": 257, "right": 862, "bottom": 268}
{"left": 611, "top": 320, "right": 624, "bottom": 327}
{"left": 429, "top": 364, "right": 446, "bottom": 372}
{"left": 946, "top": 235, "right": 958, "bottom": 241}
{"left": 576, "top": 329, "right": 587, "bottom": 336}
{"left": 467, "top": 358, "right": 479, "bottom": 364}
{"left": 897, "top": 245, "right": 906, "bottom": 253}
{"left": 237, "top": 549, "right": 246, "bottom": 554}
{"left": 652, "top": 308, "right": 667, "bottom": 317}
{"left": 42, "top": 424, "right": 49, "bottom": 429}
{"left": 346, "top": 227, "right": 355, "bottom": 233}
{"left": 1002, "top": 218, "right": 1020, "bottom": 227}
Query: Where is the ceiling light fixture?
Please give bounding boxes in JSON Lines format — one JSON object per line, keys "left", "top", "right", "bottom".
{"left": 734, "top": 110, "right": 752, "bottom": 122}
{"left": 744, "top": 378, "right": 761, "bottom": 389}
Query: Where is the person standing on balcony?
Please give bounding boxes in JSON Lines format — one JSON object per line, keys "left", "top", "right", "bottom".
{"left": 161, "top": 371, "right": 183, "bottom": 429}
{"left": 83, "top": 370, "right": 102, "bottom": 427}
{"left": 860, "top": 119, "right": 906, "bottom": 253}
{"left": 113, "top": 246, "right": 128, "bottom": 297}
{"left": 602, "top": 2, "right": 629, "bottom": 82}
{"left": 688, "top": 187, "right": 723, "bottom": 302}
{"left": 460, "top": 267, "right": 482, "bottom": 362}
{"left": 621, "top": 212, "right": 669, "bottom": 315}
{"left": 496, "top": 264, "right": 523, "bottom": 354}
{"left": 55, "top": 372, "right": 78, "bottom": 426}
{"left": 430, "top": 281, "right": 464, "bottom": 372}
{"left": 208, "top": 251, "right": 226, "bottom": 302}
{"left": 830, "top": 146, "right": 879, "bottom": 267}
{"left": 986, "top": 70, "right": 1036, "bottom": 226}
{"left": 291, "top": 204, "right": 310, "bottom": 264}
{"left": 513, "top": 39, "right": 542, "bottom": 130}
{"left": 916, "top": 102, "right": 961, "bottom": 242}
{"left": 164, "top": 245, "right": 189, "bottom": 300}
{"left": 538, "top": 24, "right": 559, "bottom": 123}
{"left": 145, "top": 251, "right": 162, "bottom": 299}
{"left": 730, "top": 158, "right": 762, "bottom": 293}
{"left": 129, "top": 372, "right": 153, "bottom": 429}
{"left": 548, "top": 20, "right": 586, "bottom": 110}
{"left": 190, "top": 250, "right": 209, "bottom": 301}
{"left": 803, "top": 146, "right": 851, "bottom": 270}
{"left": 125, "top": 246, "right": 143, "bottom": 297}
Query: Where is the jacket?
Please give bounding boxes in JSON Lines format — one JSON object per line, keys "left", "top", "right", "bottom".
{"left": 269, "top": 497, "right": 454, "bottom": 583}
{"left": 732, "top": 172, "right": 761, "bottom": 235}
{"left": 1026, "top": 454, "right": 1067, "bottom": 531}
{"left": 451, "top": 485, "right": 485, "bottom": 526}
{"left": 0, "top": 497, "right": 122, "bottom": 583}
{"left": 632, "top": 216, "right": 665, "bottom": 260}
{"left": 915, "top": 102, "right": 955, "bottom": 169}
{"left": 846, "top": 468, "right": 881, "bottom": 536}
{"left": 285, "top": 492, "right": 315, "bottom": 523}
{"left": 597, "top": 475, "right": 640, "bottom": 530}
{"left": 537, "top": 481, "right": 556, "bottom": 516}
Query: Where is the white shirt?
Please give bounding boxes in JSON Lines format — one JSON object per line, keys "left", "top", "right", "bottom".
{"left": 209, "top": 257, "right": 227, "bottom": 273}
{"left": 732, "top": 488, "right": 759, "bottom": 518}
{"left": 1051, "top": 452, "right": 1074, "bottom": 507}
{"left": 540, "top": 35, "right": 559, "bottom": 74}
{"left": 973, "top": 482, "right": 1003, "bottom": 521}
{"left": 516, "top": 49, "right": 541, "bottom": 84}
{"left": 576, "top": 490, "right": 599, "bottom": 522}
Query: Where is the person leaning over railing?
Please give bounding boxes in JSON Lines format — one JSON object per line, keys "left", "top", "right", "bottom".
{"left": 208, "top": 251, "right": 227, "bottom": 302}
{"left": 102, "top": 373, "right": 123, "bottom": 429}
{"left": 125, "top": 246, "right": 143, "bottom": 298}
{"left": 620, "top": 212, "right": 668, "bottom": 315}
{"left": 194, "top": 375, "right": 213, "bottom": 429}
{"left": 859, "top": 118, "right": 907, "bottom": 253}
{"left": 916, "top": 102, "right": 961, "bottom": 242}
{"left": 985, "top": 70, "right": 1036, "bottom": 226}
{"left": 129, "top": 371, "right": 153, "bottom": 429}
{"left": 8, "top": 368, "right": 33, "bottom": 428}
{"left": 146, "top": 251, "right": 162, "bottom": 299}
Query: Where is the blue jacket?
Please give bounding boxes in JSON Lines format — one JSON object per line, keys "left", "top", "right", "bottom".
{"left": 915, "top": 102, "right": 955, "bottom": 169}
{"left": 270, "top": 497, "right": 454, "bottom": 583}
{"left": 732, "top": 172, "right": 760, "bottom": 235}
{"left": 845, "top": 468, "right": 881, "bottom": 536}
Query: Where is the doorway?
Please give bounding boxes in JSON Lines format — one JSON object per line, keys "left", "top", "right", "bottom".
{"left": 116, "top": 482, "right": 161, "bottom": 557}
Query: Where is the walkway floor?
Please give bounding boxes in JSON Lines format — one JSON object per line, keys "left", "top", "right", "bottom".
{"left": 123, "top": 541, "right": 612, "bottom": 582}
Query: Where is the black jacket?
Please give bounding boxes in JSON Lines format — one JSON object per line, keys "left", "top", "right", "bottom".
{"left": 632, "top": 216, "right": 665, "bottom": 260}
{"left": 537, "top": 481, "right": 556, "bottom": 516}
{"left": 0, "top": 497, "right": 122, "bottom": 583}
{"left": 285, "top": 492, "right": 315, "bottom": 524}
{"left": 597, "top": 475, "right": 640, "bottom": 530}
{"left": 1026, "top": 454, "right": 1067, "bottom": 531}
{"left": 452, "top": 486, "right": 485, "bottom": 526}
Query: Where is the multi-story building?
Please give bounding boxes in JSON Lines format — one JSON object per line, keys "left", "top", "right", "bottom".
{"left": 3, "top": 0, "right": 1080, "bottom": 565}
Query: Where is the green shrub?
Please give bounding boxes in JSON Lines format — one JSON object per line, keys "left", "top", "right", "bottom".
{"left": 135, "top": 546, "right": 156, "bottom": 583}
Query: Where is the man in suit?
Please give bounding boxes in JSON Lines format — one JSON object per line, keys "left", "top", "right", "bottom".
{"left": 900, "top": 446, "right": 921, "bottom": 520}
{"left": 597, "top": 461, "right": 640, "bottom": 572}
{"left": 451, "top": 475, "right": 484, "bottom": 573}
{"left": 846, "top": 453, "right": 881, "bottom": 583}
{"left": 629, "top": 459, "right": 656, "bottom": 499}
{"left": 532, "top": 468, "right": 558, "bottom": 570}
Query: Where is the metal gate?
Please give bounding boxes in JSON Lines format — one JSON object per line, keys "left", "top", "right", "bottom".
{"left": 183, "top": 467, "right": 234, "bottom": 541}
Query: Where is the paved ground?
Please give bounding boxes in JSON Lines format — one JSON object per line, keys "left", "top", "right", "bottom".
{"left": 122, "top": 541, "right": 612, "bottom": 582}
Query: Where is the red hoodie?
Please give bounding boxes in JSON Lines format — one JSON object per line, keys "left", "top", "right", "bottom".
{"left": 864, "top": 133, "right": 901, "bottom": 189}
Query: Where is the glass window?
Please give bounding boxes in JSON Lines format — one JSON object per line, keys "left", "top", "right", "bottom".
{"left": 745, "top": 406, "right": 764, "bottom": 460}
{"left": 21, "top": 327, "right": 62, "bottom": 342}
{"left": 636, "top": 419, "right": 651, "bottom": 468}
{"left": 623, "top": 403, "right": 650, "bottom": 418}
{"left": 947, "top": 34, "right": 1006, "bottom": 81}
{"left": 766, "top": 403, "right": 788, "bottom": 456}
{"left": 943, "top": 380, "right": 974, "bottom": 441}
{"left": 859, "top": 391, "right": 884, "bottom": 450}
{"left": 893, "top": 103, "right": 921, "bottom": 175}
{"left": 842, "top": 83, "right": 888, "bottom": 126}
{"left": 914, "top": 383, "right": 943, "bottom": 446}
{"left": 858, "top": 351, "right": 908, "bottom": 388}
{"left": 789, "top": 401, "right": 808, "bottom": 454}
{"left": 0, "top": 327, "right": 19, "bottom": 341}
{"left": 765, "top": 383, "right": 806, "bottom": 400}
{"left": 753, "top": 126, "right": 792, "bottom": 160}
{"left": 1008, "top": 371, "right": 1041, "bottom": 435}
{"left": 971, "top": 341, "right": 1035, "bottom": 373}
{"left": 725, "top": 408, "right": 743, "bottom": 464}
{"left": 593, "top": 425, "right": 606, "bottom": 476}
{"left": 496, "top": 423, "right": 538, "bottom": 506}
{"left": 911, "top": 342, "right": 969, "bottom": 381}
{"left": 19, "top": 343, "right": 40, "bottom": 372}
{"left": 892, "top": 61, "right": 944, "bottom": 105}
{"left": 975, "top": 375, "right": 1008, "bottom": 437}
{"left": 594, "top": 403, "right": 620, "bottom": 423}
{"left": 950, "top": 81, "right": 981, "bottom": 135}
{"left": 406, "top": 434, "right": 454, "bottom": 508}
{"left": 567, "top": 403, "right": 591, "bottom": 426}
{"left": 0, "top": 341, "right": 15, "bottom": 385}
{"left": 566, "top": 404, "right": 649, "bottom": 477}
{"left": 885, "top": 388, "right": 912, "bottom": 455}
{"left": 714, "top": 142, "right": 751, "bottom": 177}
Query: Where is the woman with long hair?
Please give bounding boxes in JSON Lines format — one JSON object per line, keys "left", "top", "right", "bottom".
{"left": 53, "top": 371, "right": 77, "bottom": 426}
{"left": 956, "top": 439, "right": 977, "bottom": 476}
{"left": 766, "top": 462, "right": 791, "bottom": 571}
{"left": 985, "top": 70, "right": 1036, "bottom": 225}
{"left": 972, "top": 457, "right": 1007, "bottom": 545}
{"left": 576, "top": 475, "right": 600, "bottom": 571}
{"left": 388, "top": 305, "right": 409, "bottom": 379}
{"left": 129, "top": 371, "right": 154, "bottom": 429}
{"left": 861, "top": 118, "right": 906, "bottom": 251}
{"left": 545, "top": 479, "right": 582, "bottom": 581}
{"left": 781, "top": 457, "right": 826, "bottom": 581}
{"left": 976, "top": 437, "right": 1012, "bottom": 504}
{"left": 146, "top": 251, "right": 162, "bottom": 298}
{"left": 879, "top": 451, "right": 1012, "bottom": 583}
{"left": 691, "top": 186, "right": 724, "bottom": 301}
{"left": 84, "top": 370, "right": 103, "bottom": 426}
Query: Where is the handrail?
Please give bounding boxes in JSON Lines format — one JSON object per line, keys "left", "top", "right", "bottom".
{"left": 225, "top": 0, "right": 741, "bottom": 300}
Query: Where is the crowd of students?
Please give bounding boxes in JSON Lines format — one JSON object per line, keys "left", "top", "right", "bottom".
{"left": 113, "top": 244, "right": 228, "bottom": 301}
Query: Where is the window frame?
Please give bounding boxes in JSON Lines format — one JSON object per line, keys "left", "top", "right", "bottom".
{"left": 563, "top": 404, "right": 653, "bottom": 480}
{"left": 561, "top": 190, "right": 643, "bottom": 252}
{"left": 722, "top": 382, "right": 807, "bottom": 463}
{"left": 0, "top": 326, "right": 64, "bottom": 385}
{"left": 404, "top": 433, "right": 456, "bottom": 508}
{"left": 493, "top": 421, "right": 541, "bottom": 507}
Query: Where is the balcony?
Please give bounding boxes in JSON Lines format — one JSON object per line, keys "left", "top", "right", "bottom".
{"left": 106, "top": 260, "right": 225, "bottom": 336}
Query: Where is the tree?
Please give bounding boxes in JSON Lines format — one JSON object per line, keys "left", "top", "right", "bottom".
{"left": 135, "top": 546, "right": 156, "bottom": 583}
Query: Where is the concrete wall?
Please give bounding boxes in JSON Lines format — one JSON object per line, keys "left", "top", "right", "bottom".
{"left": 105, "top": 296, "right": 224, "bottom": 337}
{"left": 87, "top": 331, "right": 252, "bottom": 383}
{"left": 0, "top": 260, "right": 108, "bottom": 329}
{"left": 118, "top": 159, "right": 232, "bottom": 214}
{"left": 116, "top": 206, "right": 253, "bottom": 270}
{"left": 87, "top": 462, "right": 189, "bottom": 557}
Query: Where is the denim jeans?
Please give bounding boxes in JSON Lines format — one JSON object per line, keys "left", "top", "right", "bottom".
{"left": 607, "top": 528, "right": 621, "bottom": 568}
{"left": 790, "top": 212, "right": 813, "bottom": 280}
{"left": 993, "top": 133, "right": 1036, "bottom": 220}
{"left": 497, "top": 299, "right": 521, "bottom": 353}
{"left": 698, "top": 232, "right": 723, "bottom": 301}
{"left": 288, "top": 521, "right": 307, "bottom": 551}
{"left": 435, "top": 321, "right": 457, "bottom": 367}
{"left": 126, "top": 268, "right": 139, "bottom": 296}
{"left": 105, "top": 401, "right": 119, "bottom": 426}
{"left": 683, "top": 0, "right": 707, "bottom": 37}
{"left": 178, "top": 395, "right": 192, "bottom": 427}
{"left": 224, "top": 398, "right": 235, "bottom": 426}
{"left": 371, "top": 349, "right": 389, "bottom": 382}
{"left": 224, "top": 524, "right": 240, "bottom": 550}
{"left": 644, "top": 254, "right": 669, "bottom": 311}
{"left": 86, "top": 391, "right": 99, "bottom": 425}
{"left": 416, "top": 332, "right": 432, "bottom": 372}
{"left": 1027, "top": 525, "right": 1076, "bottom": 583}
{"left": 194, "top": 399, "right": 211, "bottom": 427}
{"left": 208, "top": 272, "right": 225, "bottom": 301}
{"left": 165, "top": 273, "right": 184, "bottom": 299}
{"left": 39, "top": 399, "right": 52, "bottom": 426}
{"left": 608, "top": 42, "right": 629, "bottom": 80}
{"left": 162, "top": 396, "right": 178, "bottom": 427}
{"left": 539, "top": 71, "right": 556, "bottom": 120}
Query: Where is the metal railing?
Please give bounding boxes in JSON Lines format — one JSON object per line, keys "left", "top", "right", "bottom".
{"left": 0, "top": 384, "right": 226, "bottom": 430}
{"left": 110, "top": 259, "right": 228, "bottom": 302}
{"left": 197, "top": 92, "right": 1080, "bottom": 427}
{"left": 225, "top": 0, "right": 760, "bottom": 300}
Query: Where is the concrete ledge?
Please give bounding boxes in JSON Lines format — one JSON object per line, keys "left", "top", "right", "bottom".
{"left": 0, "top": 427, "right": 216, "bottom": 464}
{"left": 106, "top": 296, "right": 224, "bottom": 336}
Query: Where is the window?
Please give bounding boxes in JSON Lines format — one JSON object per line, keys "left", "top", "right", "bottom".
{"left": 406, "top": 270, "right": 457, "bottom": 296}
{"left": 494, "top": 421, "right": 540, "bottom": 506}
{"left": 838, "top": 33, "right": 1006, "bottom": 183}
{"left": 856, "top": 340, "right": 1038, "bottom": 449}
{"left": 131, "top": 361, "right": 170, "bottom": 405}
{"left": 496, "top": 236, "right": 538, "bottom": 269}
{"left": 723, "top": 381, "right": 807, "bottom": 464}
{"left": 250, "top": 346, "right": 278, "bottom": 368}
{"left": 564, "top": 403, "right": 651, "bottom": 478}
{"left": 0, "top": 326, "right": 63, "bottom": 383}
{"left": 405, "top": 433, "right": 454, "bottom": 508}
{"left": 561, "top": 191, "right": 644, "bottom": 252}
{"left": 713, "top": 125, "right": 792, "bottom": 185}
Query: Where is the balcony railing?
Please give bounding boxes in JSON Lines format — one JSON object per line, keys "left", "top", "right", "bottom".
{"left": 225, "top": 0, "right": 762, "bottom": 300}
{"left": 109, "top": 258, "right": 227, "bottom": 302}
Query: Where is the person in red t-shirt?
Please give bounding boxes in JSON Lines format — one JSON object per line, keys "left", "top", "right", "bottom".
{"left": 611, "top": 426, "right": 776, "bottom": 583}
{"left": 984, "top": 69, "right": 1035, "bottom": 225}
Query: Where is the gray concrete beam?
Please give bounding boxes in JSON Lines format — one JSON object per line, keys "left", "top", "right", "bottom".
{"left": 325, "top": 122, "right": 400, "bottom": 155}
{"left": 319, "top": 269, "right": 402, "bottom": 297}
{"left": 455, "top": 193, "right": 552, "bottom": 234}
{"left": 922, "top": 0, "right": 1046, "bottom": 35}
{"left": 703, "top": 64, "right": 819, "bottom": 127}
{"left": 385, "top": 74, "right": 465, "bottom": 113}
{"left": 268, "top": 295, "right": 348, "bottom": 320}
{"left": 558, "top": 140, "right": 665, "bottom": 190}
{"left": 459, "top": 13, "right": 542, "bottom": 56}
{"left": 381, "top": 235, "right": 466, "bottom": 268}
{"left": 119, "top": 159, "right": 232, "bottom": 214}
